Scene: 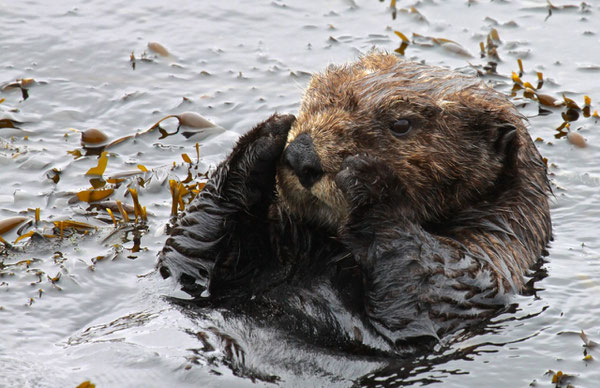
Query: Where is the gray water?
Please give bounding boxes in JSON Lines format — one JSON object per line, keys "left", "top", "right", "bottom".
{"left": 1, "top": 0, "right": 599, "bottom": 387}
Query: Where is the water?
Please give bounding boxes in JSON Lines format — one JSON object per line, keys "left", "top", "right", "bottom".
{"left": 1, "top": 0, "right": 599, "bottom": 386}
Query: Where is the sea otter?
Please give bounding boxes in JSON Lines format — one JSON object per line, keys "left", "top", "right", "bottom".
{"left": 158, "top": 53, "right": 551, "bottom": 349}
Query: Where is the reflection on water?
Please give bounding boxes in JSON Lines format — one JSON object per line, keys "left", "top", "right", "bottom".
{"left": 1, "top": 0, "right": 599, "bottom": 387}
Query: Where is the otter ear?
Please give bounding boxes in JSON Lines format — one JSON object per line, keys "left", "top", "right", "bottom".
{"left": 493, "top": 123, "right": 518, "bottom": 156}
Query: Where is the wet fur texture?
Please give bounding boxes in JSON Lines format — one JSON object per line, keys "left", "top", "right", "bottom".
{"left": 158, "top": 53, "right": 551, "bottom": 350}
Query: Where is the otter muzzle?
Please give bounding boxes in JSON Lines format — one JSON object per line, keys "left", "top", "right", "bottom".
{"left": 282, "top": 133, "right": 323, "bottom": 189}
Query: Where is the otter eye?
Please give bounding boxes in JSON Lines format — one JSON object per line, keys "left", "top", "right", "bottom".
{"left": 390, "top": 119, "right": 411, "bottom": 137}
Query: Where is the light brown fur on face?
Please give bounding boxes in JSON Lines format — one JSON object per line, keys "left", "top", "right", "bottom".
{"left": 277, "top": 53, "right": 523, "bottom": 230}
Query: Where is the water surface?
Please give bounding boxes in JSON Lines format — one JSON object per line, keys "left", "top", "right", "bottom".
{"left": 1, "top": 1, "right": 599, "bottom": 387}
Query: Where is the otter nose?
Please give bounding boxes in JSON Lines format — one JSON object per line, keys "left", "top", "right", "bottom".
{"left": 282, "top": 133, "right": 323, "bottom": 189}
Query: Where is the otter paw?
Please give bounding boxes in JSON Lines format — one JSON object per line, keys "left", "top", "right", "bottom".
{"left": 253, "top": 113, "right": 297, "bottom": 162}
{"left": 233, "top": 113, "right": 296, "bottom": 166}
{"left": 226, "top": 114, "right": 296, "bottom": 206}
{"left": 335, "top": 154, "right": 401, "bottom": 209}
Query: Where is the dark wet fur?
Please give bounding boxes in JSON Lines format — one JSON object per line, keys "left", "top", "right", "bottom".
{"left": 158, "top": 54, "right": 552, "bottom": 373}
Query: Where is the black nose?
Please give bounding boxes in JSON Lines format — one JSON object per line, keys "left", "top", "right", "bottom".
{"left": 282, "top": 133, "right": 323, "bottom": 189}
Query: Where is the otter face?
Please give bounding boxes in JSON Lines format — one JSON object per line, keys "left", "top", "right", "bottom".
{"left": 277, "top": 110, "right": 355, "bottom": 229}
{"left": 277, "top": 53, "right": 521, "bottom": 230}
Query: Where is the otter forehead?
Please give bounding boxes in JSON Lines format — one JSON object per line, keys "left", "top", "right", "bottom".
{"left": 287, "top": 55, "right": 496, "bottom": 145}
{"left": 298, "top": 55, "right": 484, "bottom": 117}
{"left": 287, "top": 53, "right": 520, "bottom": 149}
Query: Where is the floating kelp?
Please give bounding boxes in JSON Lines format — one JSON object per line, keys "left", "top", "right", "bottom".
{"left": 567, "top": 131, "right": 586, "bottom": 148}
{"left": 546, "top": 370, "right": 575, "bottom": 386}
{"left": 391, "top": 30, "right": 472, "bottom": 57}
{"left": 89, "top": 201, "right": 135, "bottom": 216}
{"left": 106, "top": 177, "right": 125, "bottom": 185}
{"left": 106, "top": 208, "right": 117, "bottom": 226}
{"left": 506, "top": 58, "right": 596, "bottom": 146}
{"left": 100, "top": 196, "right": 145, "bottom": 226}
{"left": 88, "top": 178, "right": 107, "bottom": 189}
{"left": 1, "top": 216, "right": 58, "bottom": 244}
{"left": 562, "top": 94, "right": 581, "bottom": 110}
{"left": 517, "top": 58, "right": 524, "bottom": 76}
{"left": 194, "top": 182, "right": 206, "bottom": 194}
{"left": 561, "top": 108, "right": 580, "bottom": 122}
{"left": 393, "top": 31, "right": 409, "bottom": 55}
{"left": 5, "top": 216, "right": 99, "bottom": 244}
{"left": 106, "top": 135, "right": 134, "bottom": 148}
{"left": 0, "top": 117, "right": 24, "bottom": 129}
{"left": 108, "top": 170, "right": 144, "bottom": 180}
{"left": 523, "top": 87, "right": 535, "bottom": 99}
{"left": 481, "top": 28, "right": 501, "bottom": 61}
{"left": 396, "top": 5, "right": 428, "bottom": 23}
{"left": 76, "top": 188, "right": 114, "bottom": 203}
{"left": 583, "top": 96, "right": 592, "bottom": 117}
{"left": 148, "top": 42, "right": 169, "bottom": 57}
{"left": 67, "top": 149, "right": 84, "bottom": 159}
{"left": 511, "top": 71, "right": 523, "bottom": 85}
{"left": 0, "top": 216, "right": 29, "bottom": 236}
{"left": 116, "top": 200, "right": 130, "bottom": 222}
{"left": 181, "top": 153, "right": 192, "bottom": 164}
{"left": 554, "top": 122, "right": 569, "bottom": 139}
{"left": 105, "top": 112, "right": 225, "bottom": 149}
{"left": 539, "top": 1, "right": 587, "bottom": 21}
{"left": 47, "top": 168, "right": 61, "bottom": 184}
{"left": 14, "top": 230, "right": 36, "bottom": 243}
{"left": 86, "top": 151, "right": 109, "bottom": 176}
{"left": 47, "top": 272, "right": 61, "bottom": 284}
{"left": 1, "top": 258, "right": 41, "bottom": 268}
{"left": 411, "top": 33, "right": 472, "bottom": 57}
{"left": 535, "top": 71, "right": 544, "bottom": 89}
{"left": 181, "top": 170, "right": 193, "bottom": 184}
{"left": 127, "top": 188, "right": 147, "bottom": 223}
{"left": 580, "top": 330, "right": 598, "bottom": 348}
{"left": 177, "top": 112, "right": 215, "bottom": 128}
{"left": 389, "top": 0, "right": 397, "bottom": 19}
{"left": 169, "top": 180, "right": 184, "bottom": 217}
{"left": 536, "top": 93, "right": 563, "bottom": 108}
{"left": 1, "top": 78, "right": 36, "bottom": 100}
{"left": 53, "top": 220, "right": 96, "bottom": 238}
{"left": 81, "top": 128, "right": 110, "bottom": 149}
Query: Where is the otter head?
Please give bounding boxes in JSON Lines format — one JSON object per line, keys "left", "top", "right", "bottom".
{"left": 277, "top": 53, "right": 521, "bottom": 231}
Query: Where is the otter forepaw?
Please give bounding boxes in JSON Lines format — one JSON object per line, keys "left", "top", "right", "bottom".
{"left": 232, "top": 113, "right": 295, "bottom": 166}
{"left": 335, "top": 154, "right": 401, "bottom": 210}
{"left": 225, "top": 113, "right": 296, "bottom": 207}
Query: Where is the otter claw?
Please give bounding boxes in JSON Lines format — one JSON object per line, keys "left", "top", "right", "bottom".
{"left": 335, "top": 155, "right": 377, "bottom": 208}
{"left": 340, "top": 154, "right": 371, "bottom": 172}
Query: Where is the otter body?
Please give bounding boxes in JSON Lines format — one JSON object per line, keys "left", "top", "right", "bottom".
{"left": 159, "top": 53, "right": 551, "bottom": 350}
